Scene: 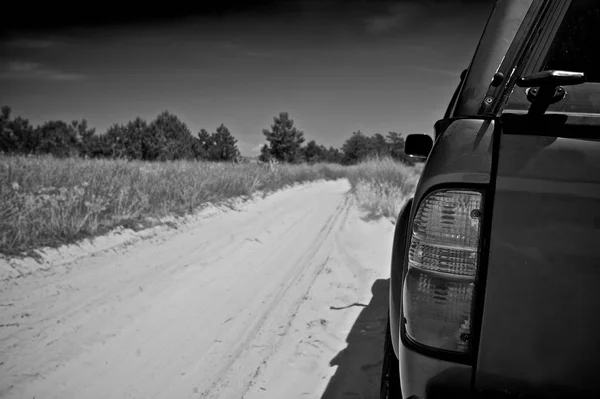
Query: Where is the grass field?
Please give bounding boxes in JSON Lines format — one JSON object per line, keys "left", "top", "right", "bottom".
{"left": 0, "top": 155, "right": 421, "bottom": 256}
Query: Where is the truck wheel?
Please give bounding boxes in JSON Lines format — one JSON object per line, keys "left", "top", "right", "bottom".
{"left": 380, "top": 317, "right": 402, "bottom": 399}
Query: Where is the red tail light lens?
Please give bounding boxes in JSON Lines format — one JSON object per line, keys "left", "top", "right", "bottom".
{"left": 403, "top": 190, "right": 482, "bottom": 354}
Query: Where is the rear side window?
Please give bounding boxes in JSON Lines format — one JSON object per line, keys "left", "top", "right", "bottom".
{"left": 544, "top": 0, "right": 600, "bottom": 82}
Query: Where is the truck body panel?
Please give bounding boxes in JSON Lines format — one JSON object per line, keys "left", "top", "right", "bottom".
{"left": 474, "top": 120, "right": 600, "bottom": 397}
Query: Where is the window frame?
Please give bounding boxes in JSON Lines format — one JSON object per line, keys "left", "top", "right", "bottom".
{"left": 502, "top": 0, "right": 600, "bottom": 120}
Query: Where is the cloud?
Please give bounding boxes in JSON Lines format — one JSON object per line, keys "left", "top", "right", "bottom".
{"left": 252, "top": 143, "right": 265, "bottom": 152}
{"left": 5, "top": 61, "right": 40, "bottom": 73}
{"left": 363, "top": 2, "right": 425, "bottom": 35}
{"left": 0, "top": 61, "right": 86, "bottom": 81}
{"left": 4, "top": 38, "right": 64, "bottom": 49}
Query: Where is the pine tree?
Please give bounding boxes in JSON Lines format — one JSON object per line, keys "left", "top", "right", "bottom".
{"left": 302, "top": 140, "right": 322, "bottom": 164}
{"left": 259, "top": 144, "right": 271, "bottom": 162}
{"left": 262, "top": 112, "right": 305, "bottom": 163}
{"left": 341, "top": 130, "right": 372, "bottom": 165}
{"left": 36, "top": 120, "right": 80, "bottom": 157}
{"left": 194, "top": 129, "right": 212, "bottom": 160}
{"left": 209, "top": 124, "right": 239, "bottom": 161}
{"left": 0, "top": 106, "right": 36, "bottom": 154}
{"left": 147, "top": 111, "right": 195, "bottom": 161}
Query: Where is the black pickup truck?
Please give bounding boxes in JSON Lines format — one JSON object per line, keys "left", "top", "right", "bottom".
{"left": 380, "top": 1, "right": 600, "bottom": 398}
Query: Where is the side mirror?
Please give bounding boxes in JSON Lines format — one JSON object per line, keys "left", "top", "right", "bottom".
{"left": 405, "top": 134, "right": 433, "bottom": 160}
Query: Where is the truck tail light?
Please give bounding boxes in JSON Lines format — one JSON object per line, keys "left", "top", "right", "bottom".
{"left": 403, "top": 190, "right": 482, "bottom": 354}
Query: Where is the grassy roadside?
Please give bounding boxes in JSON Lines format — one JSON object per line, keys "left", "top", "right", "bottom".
{"left": 345, "top": 156, "right": 422, "bottom": 220}
{"left": 1, "top": 155, "right": 421, "bottom": 256}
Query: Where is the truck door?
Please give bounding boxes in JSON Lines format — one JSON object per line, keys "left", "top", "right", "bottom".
{"left": 474, "top": 1, "right": 600, "bottom": 397}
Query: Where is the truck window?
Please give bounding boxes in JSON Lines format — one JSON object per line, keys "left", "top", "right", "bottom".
{"left": 543, "top": 0, "right": 600, "bottom": 82}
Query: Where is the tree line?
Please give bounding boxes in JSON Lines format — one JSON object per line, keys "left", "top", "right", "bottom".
{"left": 0, "top": 106, "right": 415, "bottom": 165}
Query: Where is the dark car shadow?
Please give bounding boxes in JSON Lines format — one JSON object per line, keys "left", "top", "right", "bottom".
{"left": 320, "top": 278, "right": 389, "bottom": 399}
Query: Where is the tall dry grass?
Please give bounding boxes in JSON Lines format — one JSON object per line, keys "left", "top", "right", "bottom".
{"left": 0, "top": 155, "right": 421, "bottom": 256}
{"left": 345, "top": 156, "right": 422, "bottom": 220}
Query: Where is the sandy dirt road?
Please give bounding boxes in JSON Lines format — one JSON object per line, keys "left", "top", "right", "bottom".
{"left": 0, "top": 180, "right": 396, "bottom": 399}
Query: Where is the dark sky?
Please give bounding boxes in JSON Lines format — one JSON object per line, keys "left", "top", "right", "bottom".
{"left": 0, "top": 0, "right": 494, "bottom": 155}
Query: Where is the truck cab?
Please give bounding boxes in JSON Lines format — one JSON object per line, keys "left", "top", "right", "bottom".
{"left": 381, "top": 1, "right": 600, "bottom": 398}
